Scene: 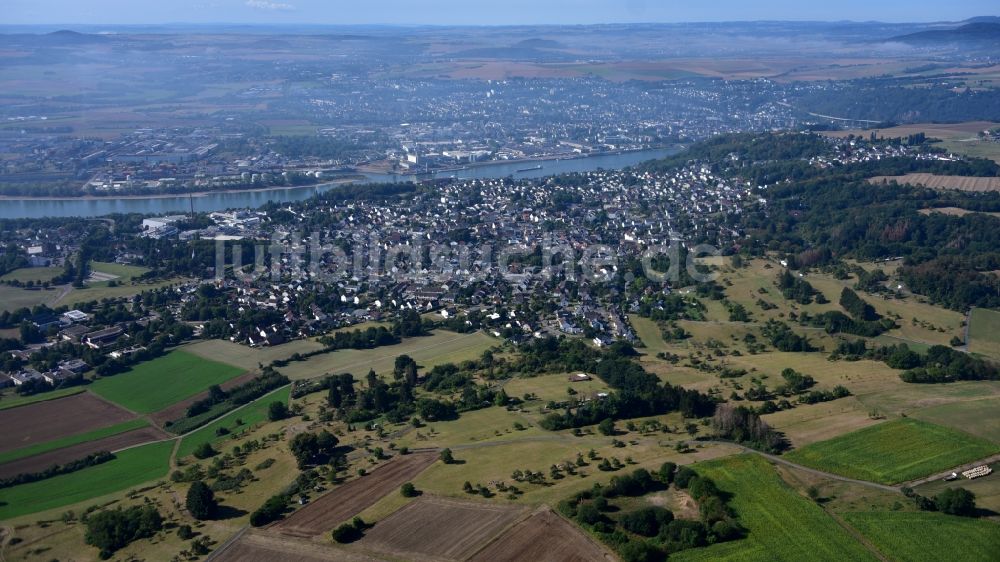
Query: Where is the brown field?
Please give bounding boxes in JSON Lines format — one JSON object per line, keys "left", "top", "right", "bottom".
{"left": 0, "top": 426, "right": 168, "bottom": 479}
{"left": 213, "top": 530, "right": 380, "bottom": 562}
{"left": 274, "top": 451, "right": 438, "bottom": 537}
{"left": 357, "top": 496, "right": 527, "bottom": 561}
{"left": 0, "top": 392, "right": 135, "bottom": 453}
{"left": 148, "top": 370, "right": 255, "bottom": 427}
{"left": 918, "top": 207, "right": 1000, "bottom": 218}
{"left": 825, "top": 121, "right": 1000, "bottom": 139}
{"left": 469, "top": 507, "right": 614, "bottom": 562}
{"left": 869, "top": 173, "right": 1000, "bottom": 192}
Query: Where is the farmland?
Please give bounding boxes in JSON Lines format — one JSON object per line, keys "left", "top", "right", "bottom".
{"left": 0, "top": 417, "right": 148, "bottom": 465}
{"left": 911, "top": 398, "right": 1000, "bottom": 445}
{"left": 274, "top": 451, "right": 439, "bottom": 537}
{"left": 0, "top": 385, "right": 84, "bottom": 411}
{"left": 0, "top": 425, "right": 168, "bottom": 479}
{"left": 869, "top": 173, "right": 1000, "bottom": 192}
{"left": 784, "top": 418, "right": 999, "bottom": 485}
{"left": 356, "top": 496, "right": 527, "bottom": 560}
{"left": 175, "top": 385, "right": 291, "bottom": 459}
{"left": 89, "top": 350, "right": 246, "bottom": 413}
{"left": 0, "top": 440, "right": 173, "bottom": 519}
{"left": 671, "top": 455, "right": 876, "bottom": 562}
{"left": 0, "top": 391, "right": 135, "bottom": 453}
{"left": 969, "top": 307, "right": 1000, "bottom": 360}
{"left": 469, "top": 508, "right": 614, "bottom": 562}
{"left": 843, "top": 511, "right": 1000, "bottom": 562}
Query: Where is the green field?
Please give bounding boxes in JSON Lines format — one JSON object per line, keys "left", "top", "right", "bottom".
{"left": 0, "top": 440, "right": 173, "bottom": 520}
{"left": 89, "top": 350, "right": 245, "bottom": 413}
{"left": 0, "top": 418, "right": 148, "bottom": 465}
{"left": 969, "top": 307, "right": 1000, "bottom": 359}
{"left": 0, "top": 386, "right": 85, "bottom": 411}
{"left": 88, "top": 261, "right": 149, "bottom": 281}
{"left": 671, "top": 454, "right": 875, "bottom": 562}
{"left": 175, "top": 385, "right": 290, "bottom": 459}
{"left": 911, "top": 398, "right": 1000, "bottom": 445}
{"left": 785, "top": 418, "right": 999, "bottom": 485}
{"left": 0, "top": 267, "right": 62, "bottom": 284}
{"left": 843, "top": 511, "right": 1000, "bottom": 562}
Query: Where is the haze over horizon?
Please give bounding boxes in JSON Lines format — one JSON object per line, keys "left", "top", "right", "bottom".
{"left": 3, "top": 0, "right": 998, "bottom": 26}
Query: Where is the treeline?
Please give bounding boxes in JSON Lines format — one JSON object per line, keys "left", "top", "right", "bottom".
{"left": 176, "top": 368, "right": 290, "bottom": 432}
{"left": 0, "top": 451, "right": 114, "bottom": 489}
{"left": 831, "top": 340, "right": 1000, "bottom": 383}
{"left": 317, "top": 325, "right": 400, "bottom": 350}
{"left": 711, "top": 404, "right": 789, "bottom": 453}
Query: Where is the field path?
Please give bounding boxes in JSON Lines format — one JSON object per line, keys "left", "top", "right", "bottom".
{"left": 824, "top": 510, "right": 891, "bottom": 562}
{"left": 694, "top": 440, "right": 900, "bottom": 492}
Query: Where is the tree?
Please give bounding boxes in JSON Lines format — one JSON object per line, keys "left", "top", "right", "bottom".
{"left": 598, "top": 418, "right": 616, "bottom": 436}
{"left": 400, "top": 482, "right": 419, "bottom": 497}
{"left": 186, "top": 480, "right": 218, "bottom": 520}
{"left": 192, "top": 442, "right": 217, "bottom": 459}
{"left": 268, "top": 400, "right": 289, "bottom": 421}
{"left": 289, "top": 430, "right": 339, "bottom": 468}
{"left": 935, "top": 488, "right": 976, "bottom": 516}
{"left": 84, "top": 505, "right": 163, "bottom": 559}
{"left": 440, "top": 448, "right": 455, "bottom": 464}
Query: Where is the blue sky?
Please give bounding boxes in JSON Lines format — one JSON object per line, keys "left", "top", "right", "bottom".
{"left": 4, "top": 0, "right": 996, "bottom": 25}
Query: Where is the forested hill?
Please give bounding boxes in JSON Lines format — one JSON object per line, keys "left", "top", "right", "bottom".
{"left": 644, "top": 132, "right": 1000, "bottom": 310}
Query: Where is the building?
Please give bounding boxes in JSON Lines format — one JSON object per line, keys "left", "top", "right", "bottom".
{"left": 82, "top": 326, "right": 125, "bottom": 349}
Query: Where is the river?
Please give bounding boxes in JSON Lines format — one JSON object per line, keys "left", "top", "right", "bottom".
{"left": 0, "top": 147, "right": 678, "bottom": 219}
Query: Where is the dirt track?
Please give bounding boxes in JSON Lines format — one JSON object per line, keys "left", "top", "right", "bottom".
{"left": 0, "top": 392, "right": 135, "bottom": 453}
{"left": 469, "top": 508, "right": 615, "bottom": 562}
{"left": 0, "top": 426, "right": 169, "bottom": 479}
{"left": 274, "top": 451, "right": 438, "bottom": 538}
{"left": 149, "top": 370, "right": 256, "bottom": 428}
{"left": 358, "top": 496, "right": 527, "bottom": 561}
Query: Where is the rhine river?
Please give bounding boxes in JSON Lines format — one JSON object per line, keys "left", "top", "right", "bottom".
{"left": 0, "top": 147, "right": 678, "bottom": 219}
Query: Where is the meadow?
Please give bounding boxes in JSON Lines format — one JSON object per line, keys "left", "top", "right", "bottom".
{"left": 175, "top": 385, "right": 291, "bottom": 459}
{"left": 843, "top": 511, "right": 1000, "bottom": 562}
{"left": 784, "top": 418, "right": 998, "bottom": 485}
{"left": 89, "top": 350, "right": 245, "bottom": 413}
{"left": 0, "top": 440, "right": 173, "bottom": 520}
{"left": 968, "top": 307, "right": 1000, "bottom": 360}
{"left": 671, "top": 454, "right": 876, "bottom": 562}
{"left": 0, "top": 418, "right": 148, "bottom": 465}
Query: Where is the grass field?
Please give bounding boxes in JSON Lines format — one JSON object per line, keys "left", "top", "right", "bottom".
{"left": 784, "top": 418, "right": 999, "bottom": 485}
{"left": 0, "top": 386, "right": 84, "bottom": 411}
{"left": 0, "top": 418, "right": 148, "bottom": 465}
{"left": 911, "top": 398, "right": 1000, "bottom": 445}
{"left": 0, "top": 267, "right": 62, "bottom": 284}
{"left": 969, "top": 307, "right": 1000, "bottom": 359}
{"left": 0, "top": 284, "right": 60, "bottom": 312}
{"left": 671, "top": 454, "right": 876, "bottom": 562}
{"left": 88, "top": 261, "right": 149, "bottom": 281}
{"left": 0, "top": 440, "right": 173, "bottom": 520}
{"left": 176, "top": 385, "right": 290, "bottom": 459}
{"left": 89, "top": 350, "right": 245, "bottom": 413}
{"left": 843, "top": 511, "right": 1000, "bottom": 562}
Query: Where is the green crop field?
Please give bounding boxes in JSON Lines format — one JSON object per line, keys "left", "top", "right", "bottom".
{"left": 785, "top": 418, "right": 998, "bottom": 485}
{"left": 0, "top": 418, "right": 149, "bottom": 464}
{"left": 176, "top": 385, "right": 290, "bottom": 459}
{"left": 0, "top": 440, "right": 173, "bottom": 520}
{"left": 671, "top": 454, "right": 875, "bottom": 562}
{"left": 843, "top": 511, "right": 1000, "bottom": 562}
{"left": 89, "top": 350, "right": 245, "bottom": 413}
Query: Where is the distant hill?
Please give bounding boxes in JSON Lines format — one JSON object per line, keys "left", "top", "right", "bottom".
{"left": 888, "top": 22, "right": 1000, "bottom": 45}
{"left": 43, "top": 30, "right": 109, "bottom": 45}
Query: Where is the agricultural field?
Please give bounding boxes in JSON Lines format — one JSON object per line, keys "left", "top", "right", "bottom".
{"left": 213, "top": 530, "right": 379, "bottom": 562}
{"left": 468, "top": 508, "right": 615, "bottom": 562}
{"left": 0, "top": 385, "right": 84, "bottom": 411}
{"left": 276, "top": 330, "right": 497, "bottom": 381}
{"left": 355, "top": 496, "right": 527, "bottom": 560}
{"left": 843, "top": 511, "right": 1000, "bottom": 562}
{"left": 89, "top": 350, "right": 246, "bottom": 413}
{"left": 175, "top": 385, "right": 291, "bottom": 459}
{"left": 184, "top": 337, "right": 325, "bottom": 371}
{"left": 0, "top": 440, "right": 173, "bottom": 519}
{"left": 911, "top": 398, "right": 1000, "bottom": 445}
{"left": 0, "top": 391, "right": 135, "bottom": 453}
{"left": 0, "top": 425, "right": 168, "bottom": 479}
{"left": 914, "top": 461, "right": 1000, "bottom": 514}
{"left": 784, "top": 418, "right": 999, "bottom": 485}
{"left": 0, "top": 417, "right": 148, "bottom": 465}
{"left": 671, "top": 454, "right": 876, "bottom": 562}
{"left": 274, "top": 451, "right": 439, "bottom": 538}
{"left": 868, "top": 174, "right": 1000, "bottom": 192}
{"left": 968, "top": 307, "right": 1000, "bottom": 360}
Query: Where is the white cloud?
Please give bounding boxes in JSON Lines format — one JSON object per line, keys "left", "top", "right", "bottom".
{"left": 245, "top": 0, "right": 295, "bottom": 10}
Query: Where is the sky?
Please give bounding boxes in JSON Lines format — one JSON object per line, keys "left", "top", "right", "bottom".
{"left": 3, "top": 0, "right": 997, "bottom": 26}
